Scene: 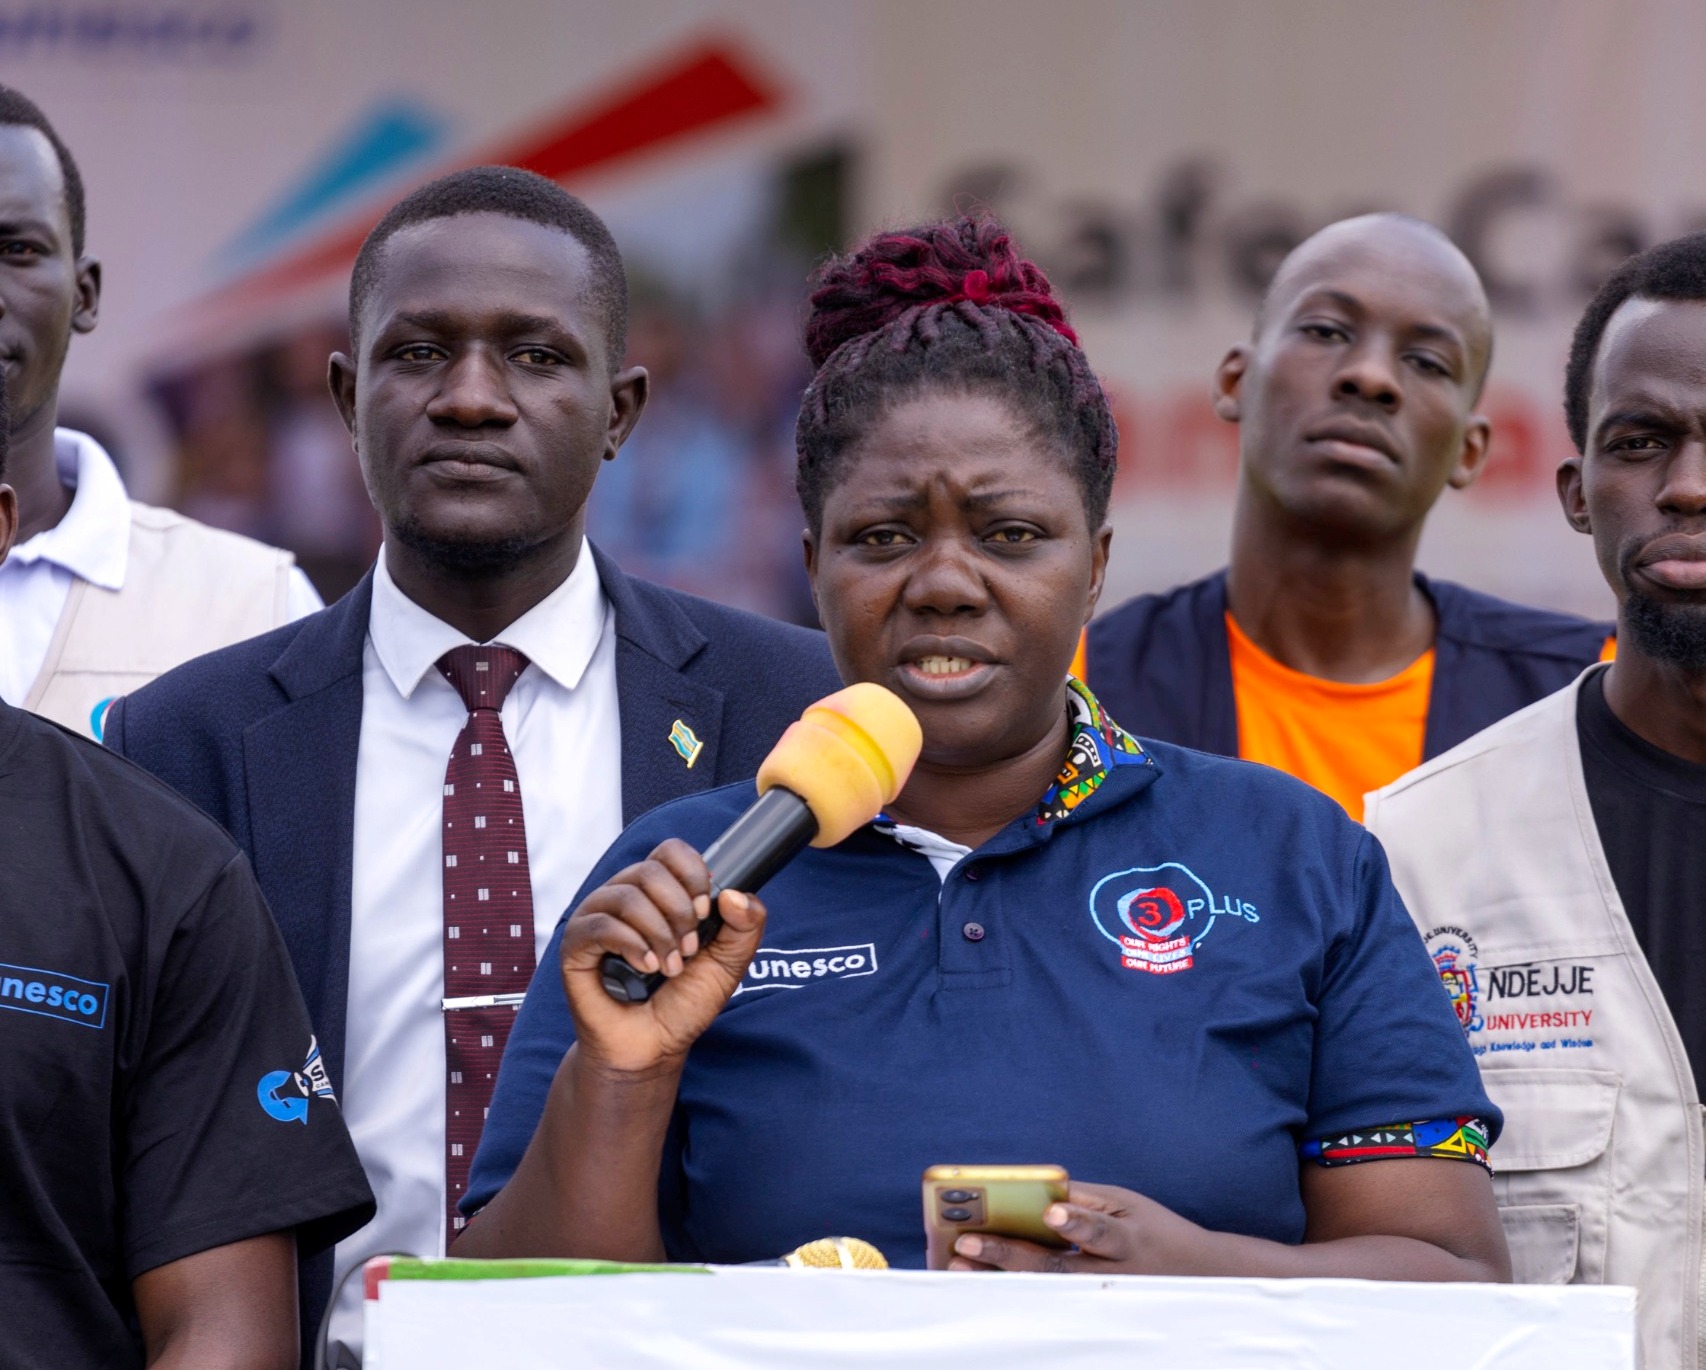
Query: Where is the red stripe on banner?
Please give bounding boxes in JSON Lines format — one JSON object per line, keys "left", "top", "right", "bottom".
{"left": 193, "top": 38, "right": 781, "bottom": 316}
{"left": 363, "top": 1256, "right": 394, "bottom": 1302}
{"left": 479, "top": 39, "right": 780, "bottom": 186}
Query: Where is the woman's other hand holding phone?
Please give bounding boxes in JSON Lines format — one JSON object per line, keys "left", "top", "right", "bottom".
{"left": 561, "top": 837, "right": 768, "bottom": 1074}
{"left": 948, "top": 1163, "right": 1509, "bottom": 1282}
{"left": 947, "top": 1182, "right": 1212, "bottom": 1275}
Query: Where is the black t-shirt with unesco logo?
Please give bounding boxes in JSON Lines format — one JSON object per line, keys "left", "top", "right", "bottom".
{"left": 0, "top": 701, "right": 374, "bottom": 1369}
{"left": 1578, "top": 669, "right": 1706, "bottom": 1101}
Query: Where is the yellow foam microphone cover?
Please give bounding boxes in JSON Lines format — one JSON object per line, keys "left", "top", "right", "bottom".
{"left": 756, "top": 683, "right": 923, "bottom": 847}
{"left": 783, "top": 1236, "right": 890, "bottom": 1270}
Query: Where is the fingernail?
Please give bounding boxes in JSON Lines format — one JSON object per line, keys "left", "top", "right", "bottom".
{"left": 948, "top": 1258, "right": 973, "bottom": 1272}
{"left": 642, "top": 950, "right": 660, "bottom": 973}
{"left": 694, "top": 894, "right": 711, "bottom": 920}
{"left": 665, "top": 950, "right": 684, "bottom": 976}
{"left": 1044, "top": 1205, "right": 1068, "bottom": 1228}
{"left": 681, "top": 931, "right": 700, "bottom": 958}
{"left": 955, "top": 1235, "right": 983, "bottom": 1258}
{"left": 724, "top": 891, "right": 749, "bottom": 911}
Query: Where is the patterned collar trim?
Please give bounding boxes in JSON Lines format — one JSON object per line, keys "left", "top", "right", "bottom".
{"left": 1036, "top": 676, "right": 1148, "bottom": 825}
{"left": 874, "top": 678, "right": 1147, "bottom": 842}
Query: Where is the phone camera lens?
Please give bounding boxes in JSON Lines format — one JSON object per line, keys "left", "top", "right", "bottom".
{"left": 940, "top": 1189, "right": 976, "bottom": 1204}
{"left": 941, "top": 1205, "right": 973, "bottom": 1221}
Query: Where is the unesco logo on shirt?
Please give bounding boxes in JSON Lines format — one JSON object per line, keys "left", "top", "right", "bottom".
{"left": 733, "top": 944, "right": 879, "bottom": 996}
{"left": 0, "top": 962, "right": 109, "bottom": 1028}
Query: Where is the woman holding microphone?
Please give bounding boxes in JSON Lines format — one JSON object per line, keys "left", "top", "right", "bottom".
{"left": 456, "top": 216, "right": 1508, "bottom": 1281}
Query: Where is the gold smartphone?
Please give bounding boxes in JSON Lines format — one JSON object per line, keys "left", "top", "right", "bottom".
{"left": 922, "top": 1164, "right": 1070, "bottom": 1270}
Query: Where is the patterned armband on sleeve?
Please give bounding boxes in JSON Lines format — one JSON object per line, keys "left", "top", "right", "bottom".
{"left": 1300, "top": 1117, "right": 1492, "bottom": 1171}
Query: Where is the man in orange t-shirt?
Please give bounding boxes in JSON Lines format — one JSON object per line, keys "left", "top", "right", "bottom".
{"left": 1086, "top": 214, "right": 1611, "bottom": 819}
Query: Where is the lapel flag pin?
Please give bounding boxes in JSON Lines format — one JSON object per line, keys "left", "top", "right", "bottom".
{"left": 669, "top": 719, "right": 704, "bottom": 769}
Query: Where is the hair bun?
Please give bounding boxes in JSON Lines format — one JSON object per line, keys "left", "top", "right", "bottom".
{"left": 803, "top": 215, "right": 1076, "bottom": 369}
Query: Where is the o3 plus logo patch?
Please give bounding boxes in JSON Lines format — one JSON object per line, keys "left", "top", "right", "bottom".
{"left": 1121, "top": 886, "right": 1187, "bottom": 940}
{"left": 1089, "top": 862, "right": 1259, "bottom": 976}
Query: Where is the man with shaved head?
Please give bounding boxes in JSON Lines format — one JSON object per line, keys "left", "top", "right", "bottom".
{"left": 1087, "top": 213, "right": 1609, "bottom": 818}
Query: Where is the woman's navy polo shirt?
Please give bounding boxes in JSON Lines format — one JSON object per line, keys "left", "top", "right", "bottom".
{"left": 468, "top": 712, "right": 1498, "bottom": 1267}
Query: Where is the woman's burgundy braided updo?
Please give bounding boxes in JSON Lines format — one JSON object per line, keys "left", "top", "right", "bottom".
{"left": 795, "top": 214, "right": 1118, "bottom": 531}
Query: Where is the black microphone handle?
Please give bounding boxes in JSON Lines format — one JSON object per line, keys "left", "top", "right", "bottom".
{"left": 599, "top": 786, "right": 819, "bottom": 1003}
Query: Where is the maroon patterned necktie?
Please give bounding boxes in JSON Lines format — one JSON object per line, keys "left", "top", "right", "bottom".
{"left": 437, "top": 645, "right": 534, "bottom": 1236}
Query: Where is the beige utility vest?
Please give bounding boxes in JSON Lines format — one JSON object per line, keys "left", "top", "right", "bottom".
{"left": 25, "top": 501, "right": 299, "bottom": 739}
{"left": 1366, "top": 668, "right": 1701, "bottom": 1370}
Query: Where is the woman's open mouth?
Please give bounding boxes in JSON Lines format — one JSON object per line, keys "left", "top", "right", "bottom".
{"left": 897, "top": 655, "right": 998, "bottom": 699}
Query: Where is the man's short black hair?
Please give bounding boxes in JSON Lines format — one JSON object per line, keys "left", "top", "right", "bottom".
{"left": 348, "top": 165, "right": 628, "bottom": 364}
{"left": 0, "top": 85, "right": 85, "bottom": 257}
{"left": 0, "top": 380, "right": 8, "bottom": 482}
{"left": 1566, "top": 231, "right": 1706, "bottom": 452}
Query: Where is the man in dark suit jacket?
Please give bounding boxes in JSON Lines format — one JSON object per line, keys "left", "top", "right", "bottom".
{"left": 1088, "top": 213, "right": 1609, "bottom": 818}
{"left": 106, "top": 167, "right": 839, "bottom": 1366}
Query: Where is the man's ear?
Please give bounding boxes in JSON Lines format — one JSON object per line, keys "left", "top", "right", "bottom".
{"left": 328, "top": 353, "right": 359, "bottom": 446}
{"left": 1446, "top": 413, "right": 1494, "bottom": 491}
{"left": 1213, "top": 345, "right": 1250, "bottom": 423}
{"left": 71, "top": 255, "right": 100, "bottom": 334}
{"left": 0, "top": 483, "right": 16, "bottom": 566}
{"left": 603, "top": 366, "right": 649, "bottom": 461}
{"left": 1557, "top": 454, "right": 1592, "bottom": 534}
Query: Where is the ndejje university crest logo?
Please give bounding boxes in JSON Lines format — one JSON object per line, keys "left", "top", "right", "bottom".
{"left": 1424, "top": 926, "right": 1483, "bottom": 1033}
{"left": 1089, "top": 862, "right": 1259, "bottom": 976}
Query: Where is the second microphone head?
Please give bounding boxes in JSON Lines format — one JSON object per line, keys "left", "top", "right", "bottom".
{"left": 783, "top": 1236, "right": 890, "bottom": 1270}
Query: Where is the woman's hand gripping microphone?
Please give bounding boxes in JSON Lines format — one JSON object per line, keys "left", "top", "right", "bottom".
{"left": 562, "top": 839, "right": 768, "bottom": 1075}
{"left": 594, "top": 683, "right": 922, "bottom": 1005}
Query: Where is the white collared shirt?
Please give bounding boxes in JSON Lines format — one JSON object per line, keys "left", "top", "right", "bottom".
{"left": 331, "top": 540, "right": 623, "bottom": 1353}
{"left": 0, "top": 429, "right": 321, "bottom": 706}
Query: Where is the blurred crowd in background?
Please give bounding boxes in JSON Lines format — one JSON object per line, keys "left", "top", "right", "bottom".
{"left": 139, "top": 279, "right": 819, "bottom": 618}
{"left": 27, "top": 2, "right": 1703, "bottom": 625}
{"left": 135, "top": 180, "right": 837, "bottom": 620}
{"left": 114, "top": 125, "right": 859, "bottom": 618}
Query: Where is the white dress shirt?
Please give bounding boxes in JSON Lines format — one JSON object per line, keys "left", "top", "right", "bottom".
{"left": 331, "top": 541, "right": 623, "bottom": 1353}
{"left": 0, "top": 428, "right": 321, "bottom": 706}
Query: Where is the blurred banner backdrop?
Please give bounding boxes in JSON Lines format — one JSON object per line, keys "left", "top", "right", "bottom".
{"left": 8, "top": 0, "right": 1699, "bottom": 619}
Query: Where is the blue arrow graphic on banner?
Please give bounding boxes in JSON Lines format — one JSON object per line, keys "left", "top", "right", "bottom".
{"left": 216, "top": 97, "right": 447, "bottom": 275}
